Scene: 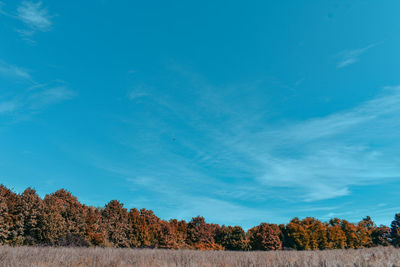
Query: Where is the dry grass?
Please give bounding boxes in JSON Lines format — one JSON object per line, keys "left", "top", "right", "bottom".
{"left": 0, "top": 246, "right": 399, "bottom": 267}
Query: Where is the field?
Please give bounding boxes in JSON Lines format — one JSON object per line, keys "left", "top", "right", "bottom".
{"left": 0, "top": 246, "right": 399, "bottom": 267}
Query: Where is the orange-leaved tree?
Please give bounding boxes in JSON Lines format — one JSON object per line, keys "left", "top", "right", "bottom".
{"left": 248, "top": 223, "right": 282, "bottom": 251}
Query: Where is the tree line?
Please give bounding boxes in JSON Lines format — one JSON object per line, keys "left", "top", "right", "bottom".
{"left": 1, "top": 185, "right": 399, "bottom": 250}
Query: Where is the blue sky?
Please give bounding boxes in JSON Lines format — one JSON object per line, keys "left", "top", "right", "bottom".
{"left": 1, "top": 0, "right": 400, "bottom": 229}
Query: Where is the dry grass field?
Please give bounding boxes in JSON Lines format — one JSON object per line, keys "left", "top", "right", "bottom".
{"left": 0, "top": 246, "right": 399, "bottom": 267}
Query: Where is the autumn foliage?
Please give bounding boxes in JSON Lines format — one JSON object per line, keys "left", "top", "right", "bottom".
{"left": 0, "top": 185, "right": 398, "bottom": 250}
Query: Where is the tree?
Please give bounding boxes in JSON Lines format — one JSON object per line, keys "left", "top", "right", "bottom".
{"left": 285, "top": 218, "right": 311, "bottom": 250}
{"left": 391, "top": 213, "right": 400, "bottom": 247}
{"left": 169, "top": 219, "right": 189, "bottom": 248}
{"left": 102, "top": 200, "right": 129, "bottom": 247}
{"left": 357, "top": 216, "right": 374, "bottom": 248}
{"left": 215, "top": 225, "right": 248, "bottom": 250}
{"left": 0, "top": 185, "right": 24, "bottom": 245}
{"left": 302, "top": 218, "right": 327, "bottom": 250}
{"left": 0, "top": 189, "right": 11, "bottom": 244}
{"left": 19, "top": 188, "right": 44, "bottom": 245}
{"left": 41, "top": 189, "right": 90, "bottom": 246}
{"left": 341, "top": 220, "right": 366, "bottom": 248}
{"left": 140, "top": 208, "right": 163, "bottom": 247}
{"left": 158, "top": 220, "right": 180, "bottom": 249}
{"left": 85, "top": 206, "right": 106, "bottom": 246}
{"left": 187, "top": 216, "right": 222, "bottom": 250}
{"left": 372, "top": 225, "right": 391, "bottom": 246}
{"left": 42, "top": 192, "right": 67, "bottom": 244}
{"left": 326, "top": 218, "right": 347, "bottom": 249}
{"left": 248, "top": 223, "right": 282, "bottom": 250}
{"left": 127, "top": 208, "right": 150, "bottom": 248}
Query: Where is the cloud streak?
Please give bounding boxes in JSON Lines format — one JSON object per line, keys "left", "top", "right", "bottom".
{"left": 0, "top": 59, "right": 75, "bottom": 119}
{"left": 0, "top": 1, "right": 54, "bottom": 39}
{"left": 0, "top": 60, "right": 31, "bottom": 80}
{"left": 336, "top": 43, "right": 378, "bottom": 68}
{"left": 17, "top": 1, "right": 52, "bottom": 32}
{"left": 222, "top": 86, "right": 400, "bottom": 201}
{"left": 28, "top": 86, "right": 75, "bottom": 109}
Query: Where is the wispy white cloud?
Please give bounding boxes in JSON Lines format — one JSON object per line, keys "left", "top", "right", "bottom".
{"left": 0, "top": 1, "right": 53, "bottom": 39}
{"left": 273, "top": 87, "right": 400, "bottom": 142}
{"left": 231, "top": 87, "right": 400, "bottom": 201}
{"left": 0, "top": 85, "right": 75, "bottom": 119}
{"left": 0, "top": 60, "right": 31, "bottom": 80}
{"left": 119, "top": 71, "right": 400, "bottom": 205}
{"left": 182, "top": 82, "right": 400, "bottom": 202}
{"left": 0, "top": 59, "right": 75, "bottom": 119}
{"left": 258, "top": 145, "right": 397, "bottom": 201}
{"left": 17, "top": 1, "right": 52, "bottom": 33}
{"left": 336, "top": 43, "right": 378, "bottom": 68}
{"left": 28, "top": 86, "right": 75, "bottom": 109}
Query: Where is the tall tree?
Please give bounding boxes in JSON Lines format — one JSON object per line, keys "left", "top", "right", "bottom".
{"left": 357, "top": 216, "right": 374, "bottom": 248}
{"left": 42, "top": 192, "right": 67, "bottom": 244}
{"left": 248, "top": 223, "right": 282, "bottom": 251}
{"left": 391, "top": 213, "right": 400, "bottom": 247}
{"left": 372, "top": 225, "right": 391, "bottom": 246}
{"left": 326, "top": 218, "right": 347, "bottom": 249}
{"left": 215, "top": 225, "right": 248, "bottom": 251}
{"left": 19, "top": 188, "right": 44, "bottom": 245}
{"left": 127, "top": 208, "right": 150, "bottom": 248}
{"left": 158, "top": 220, "right": 180, "bottom": 249}
{"left": 102, "top": 200, "right": 129, "bottom": 247}
{"left": 341, "top": 220, "right": 366, "bottom": 248}
{"left": 285, "top": 218, "right": 310, "bottom": 250}
{"left": 85, "top": 206, "right": 106, "bottom": 246}
{"left": 169, "top": 219, "right": 189, "bottom": 248}
{"left": 187, "top": 216, "right": 222, "bottom": 250}
{"left": 0, "top": 185, "right": 24, "bottom": 245}
{"left": 140, "top": 208, "right": 163, "bottom": 247}
{"left": 0, "top": 188, "right": 11, "bottom": 244}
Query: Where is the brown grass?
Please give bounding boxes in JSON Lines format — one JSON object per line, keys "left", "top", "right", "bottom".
{"left": 0, "top": 246, "right": 399, "bottom": 267}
